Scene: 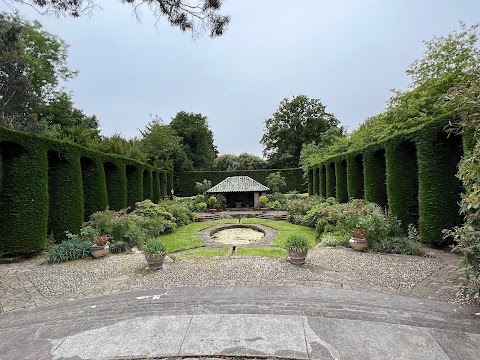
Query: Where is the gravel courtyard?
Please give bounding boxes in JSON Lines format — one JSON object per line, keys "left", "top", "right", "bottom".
{"left": 0, "top": 246, "right": 467, "bottom": 313}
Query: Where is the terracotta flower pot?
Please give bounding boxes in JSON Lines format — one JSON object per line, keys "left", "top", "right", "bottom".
{"left": 274, "top": 214, "right": 282, "bottom": 221}
{"left": 288, "top": 249, "right": 307, "bottom": 265}
{"left": 349, "top": 237, "right": 368, "bottom": 251}
{"left": 209, "top": 208, "right": 217, "bottom": 214}
{"left": 197, "top": 216, "right": 205, "bottom": 222}
{"left": 261, "top": 208, "right": 267, "bottom": 214}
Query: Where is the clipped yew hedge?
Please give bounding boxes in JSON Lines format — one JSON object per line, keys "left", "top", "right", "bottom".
{"left": 0, "top": 127, "right": 171, "bottom": 255}
{"left": 319, "top": 165, "right": 327, "bottom": 198}
{"left": 312, "top": 166, "right": 319, "bottom": 195}
{"left": 326, "top": 162, "right": 336, "bottom": 198}
{"left": 152, "top": 171, "right": 160, "bottom": 203}
{"left": 335, "top": 159, "right": 348, "bottom": 203}
{"left": 176, "top": 168, "right": 305, "bottom": 196}
{"left": 308, "top": 115, "right": 464, "bottom": 245}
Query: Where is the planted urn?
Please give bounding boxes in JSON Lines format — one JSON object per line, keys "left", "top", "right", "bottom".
{"left": 91, "top": 235, "right": 109, "bottom": 258}
{"left": 143, "top": 238, "right": 167, "bottom": 271}
{"left": 285, "top": 234, "right": 309, "bottom": 265}
{"left": 349, "top": 227, "right": 368, "bottom": 251}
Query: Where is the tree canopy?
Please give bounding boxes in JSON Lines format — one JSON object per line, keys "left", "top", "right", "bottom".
{"left": 169, "top": 111, "right": 216, "bottom": 170}
{"left": 261, "top": 95, "right": 340, "bottom": 168}
{"left": 5, "top": 0, "right": 230, "bottom": 37}
{"left": 213, "top": 153, "right": 268, "bottom": 171}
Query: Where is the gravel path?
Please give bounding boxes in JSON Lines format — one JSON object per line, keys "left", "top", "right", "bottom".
{"left": 21, "top": 247, "right": 462, "bottom": 308}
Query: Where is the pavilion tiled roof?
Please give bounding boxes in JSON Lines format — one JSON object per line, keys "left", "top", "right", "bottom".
{"left": 207, "top": 176, "right": 269, "bottom": 193}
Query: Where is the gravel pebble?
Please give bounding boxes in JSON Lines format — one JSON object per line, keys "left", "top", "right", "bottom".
{"left": 27, "top": 247, "right": 444, "bottom": 297}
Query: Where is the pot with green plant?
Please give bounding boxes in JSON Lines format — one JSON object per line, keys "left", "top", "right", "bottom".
{"left": 195, "top": 202, "right": 207, "bottom": 221}
{"left": 258, "top": 195, "right": 268, "bottom": 213}
{"left": 285, "top": 234, "right": 309, "bottom": 265}
{"left": 208, "top": 196, "right": 218, "bottom": 214}
{"left": 270, "top": 200, "right": 282, "bottom": 220}
{"left": 143, "top": 238, "right": 167, "bottom": 271}
{"left": 349, "top": 226, "right": 368, "bottom": 251}
{"left": 91, "top": 235, "right": 109, "bottom": 258}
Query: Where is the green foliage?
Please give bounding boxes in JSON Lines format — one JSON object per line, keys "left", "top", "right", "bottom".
{"left": 48, "top": 238, "right": 92, "bottom": 264}
{"left": 325, "top": 162, "right": 336, "bottom": 198}
{"left": 142, "top": 238, "right": 166, "bottom": 256}
{"left": 195, "top": 179, "right": 211, "bottom": 194}
{"left": 81, "top": 157, "right": 108, "bottom": 221}
{"left": 346, "top": 154, "right": 364, "bottom": 200}
{"left": 385, "top": 139, "right": 419, "bottom": 229}
{"left": 207, "top": 195, "right": 218, "bottom": 209}
{"left": 265, "top": 172, "right": 286, "bottom": 193}
{"left": 285, "top": 234, "right": 309, "bottom": 253}
{"left": 104, "top": 161, "right": 127, "bottom": 211}
{"left": 370, "top": 237, "right": 422, "bottom": 255}
{"left": 132, "top": 199, "right": 167, "bottom": 218}
{"left": 152, "top": 171, "right": 161, "bottom": 203}
{"left": 0, "top": 141, "right": 48, "bottom": 254}
{"left": 213, "top": 153, "right": 268, "bottom": 171}
{"left": 47, "top": 151, "right": 84, "bottom": 241}
{"left": 176, "top": 168, "right": 304, "bottom": 196}
{"left": 158, "top": 199, "right": 195, "bottom": 226}
{"left": 170, "top": 111, "right": 216, "bottom": 170}
{"left": 109, "top": 240, "right": 129, "bottom": 253}
{"left": 261, "top": 95, "right": 340, "bottom": 168}
{"left": 95, "top": 134, "right": 147, "bottom": 162}
{"left": 195, "top": 202, "right": 207, "bottom": 212}
{"left": 443, "top": 78, "right": 480, "bottom": 297}
{"left": 258, "top": 195, "right": 268, "bottom": 207}
{"left": 286, "top": 195, "right": 324, "bottom": 225}
{"left": 140, "top": 118, "right": 193, "bottom": 181}
{"left": 320, "top": 234, "right": 350, "bottom": 248}
{"left": 335, "top": 160, "right": 348, "bottom": 203}
{"left": 126, "top": 164, "right": 143, "bottom": 206}
{"left": 363, "top": 148, "right": 387, "bottom": 207}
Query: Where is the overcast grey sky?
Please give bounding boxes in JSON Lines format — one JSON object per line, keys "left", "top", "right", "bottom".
{"left": 13, "top": 0, "right": 480, "bottom": 157}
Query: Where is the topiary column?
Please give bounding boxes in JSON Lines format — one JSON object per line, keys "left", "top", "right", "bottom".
{"left": 347, "top": 154, "right": 364, "bottom": 200}
{"left": 81, "top": 156, "right": 108, "bottom": 221}
{"left": 335, "top": 159, "right": 348, "bottom": 203}
{"left": 312, "top": 166, "right": 319, "bottom": 195}
{"left": 152, "top": 171, "right": 161, "bottom": 203}
{"left": 326, "top": 161, "right": 336, "bottom": 198}
{"left": 363, "top": 148, "right": 388, "bottom": 208}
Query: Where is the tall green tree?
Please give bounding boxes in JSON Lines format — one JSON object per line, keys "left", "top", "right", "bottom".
{"left": 95, "top": 133, "right": 147, "bottom": 162}
{"left": 169, "top": 111, "right": 216, "bottom": 170}
{"left": 6, "top": 0, "right": 230, "bottom": 37}
{"left": 0, "top": 13, "right": 38, "bottom": 124}
{"left": 140, "top": 118, "right": 193, "bottom": 177}
{"left": 261, "top": 95, "right": 340, "bottom": 168}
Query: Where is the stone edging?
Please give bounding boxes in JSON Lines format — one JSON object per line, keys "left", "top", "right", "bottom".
{"left": 196, "top": 224, "right": 279, "bottom": 248}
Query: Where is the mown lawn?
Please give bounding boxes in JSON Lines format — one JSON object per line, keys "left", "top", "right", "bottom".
{"left": 160, "top": 219, "right": 236, "bottom": 253}
{"left": 160, "top": 218, "right": 317, "bottom": 254}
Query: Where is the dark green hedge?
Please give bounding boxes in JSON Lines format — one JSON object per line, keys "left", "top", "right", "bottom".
{"left": 167, "top": 171, "right": 174, "bottom": 197}
{"left": 127, "top": 165, "right": 144, "bottom": 206}
{"left": 312, "top": 166, "right": 319, "bottom": 195}
{"left": 47, "top": 151, "right": 84, "bottom": 240}
{"left": 308, "top": 115, "right": 465, "bottom": 245}
{"left": 176, "top": 168, "right": 305, "bottom": 196}
{"left": 415, "top": 121, "right": 463, "bottom": 245}
{"left": 363, "top": 148, "right": 388, "bottom": 208}
{"left": 104, "top": 161, "right": 127, "bottom": 211}
{"left": 308, "top": 170, "right": 313, "bottom": 195}
{"left": 320, "top": 165, "right": 327, "bottom": 198}
{"left": 152, "top": 171, "right": 160, "bottom": 203}
{"left": 143, "top": 169, "right": 153, "bottom": 201}
{"left": 347, "top": 154, "right": 364, "bottom": 200}
{"left": 385, "top": 138, "right": 419, "bottom": 229}
{"left": 81, "top": 157, "right": 108, "bottom": 221}
{"left": 325, "top": 162, "right": 336, "bottom": 198}
{"left": 0, "top": 126, "right": 171, "bottom": 255}
{"left": 335, "top": 159, "right": 348, "bottom": 203}
{"left": 0, "top": 142, "right": 48, "bottom": 254}
{"left": 160, "top": 172, "right": 168, "bottom": 199}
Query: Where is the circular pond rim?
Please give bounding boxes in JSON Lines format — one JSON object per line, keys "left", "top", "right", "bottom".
{"left": 197, "top": 223, "right": 279, "bottom": 248}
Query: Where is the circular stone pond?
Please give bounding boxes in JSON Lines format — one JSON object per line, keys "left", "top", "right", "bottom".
{"left": 197, "top": 224, "right": 278, "bottom": 248}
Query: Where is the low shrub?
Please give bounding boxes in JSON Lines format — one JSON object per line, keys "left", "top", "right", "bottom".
{"left": 48, "top": 238, "right": 93, "bottom": 264}
{"left": 109, "top": 241, "right": 129, "bottom": 253}
{"left": 195, "top": 202, "right": 207, "bottom": 212}
{"left": 320, "top": 234, "right": 350, "bottom": 247}
{"left": 159, "top": 199, "right": 195, "bottom": 226}
{"left": 370, "top": 237, "right": 422, "bottom": 255}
